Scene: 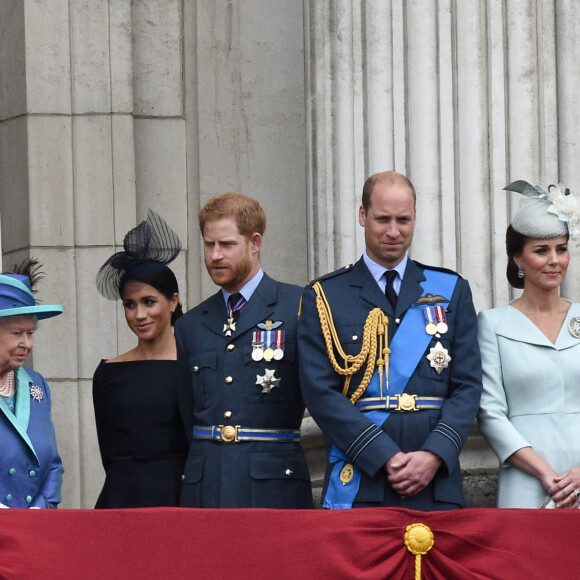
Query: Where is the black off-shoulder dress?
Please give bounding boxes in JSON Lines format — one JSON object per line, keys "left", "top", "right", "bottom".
{"left": 92, "top": 360, "right": 188, "bottom": 508}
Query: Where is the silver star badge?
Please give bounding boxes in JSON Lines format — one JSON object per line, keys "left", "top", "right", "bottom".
{"left": 256, "top": 369, "right": 281, "bottom": 394}
{"left": 426, "top": 341, "right": 451, "bottom": 375}
{"left": 30, "top": 385, "right": 43, "bottom": 403}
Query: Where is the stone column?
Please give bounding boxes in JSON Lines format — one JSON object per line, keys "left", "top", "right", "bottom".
{"left": 0, "top": 0, "right": 184, "bottom": 507}
{"left": 0, "top": 0, "right": 137, "bottom": 508}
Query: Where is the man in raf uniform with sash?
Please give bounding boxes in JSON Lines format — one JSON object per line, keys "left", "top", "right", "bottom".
{"left": 298, "top": 171, "right": 482, "bottom": 510}
{"left": 176, "top": 192, "right": 312, "bottom": 508}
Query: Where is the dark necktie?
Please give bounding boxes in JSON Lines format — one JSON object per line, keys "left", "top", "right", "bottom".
{"left": 228, "top": 292, "right": 246, "bottom": 322}
{"left": 224, "top": 293, "right": 246, "bottom": 336}
{"left": 385, "top": 270, "right": 398, "bottom": 310}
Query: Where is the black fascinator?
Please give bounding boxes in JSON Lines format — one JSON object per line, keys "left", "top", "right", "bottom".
{"left": 96, "top": 209, "right": 181, "bottom": 300}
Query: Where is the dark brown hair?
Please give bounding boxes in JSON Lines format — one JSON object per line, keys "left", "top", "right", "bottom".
{"left": 505, "top": 225, "right": 527, "bottom": 289}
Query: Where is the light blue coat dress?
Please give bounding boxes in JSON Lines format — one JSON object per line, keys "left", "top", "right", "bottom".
{"left": 477, "top": 302, "right": 580, "bottom": 508}
{"left": 0, "top": 367, "right": 63, "bottom": 508}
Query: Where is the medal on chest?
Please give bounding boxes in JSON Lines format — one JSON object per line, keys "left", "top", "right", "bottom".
{"left": 256, "top": 369, "right": 281, "bottom": 394}
{"left": 427, "top": 341, "right": 451, "bottom": 375}
{"left": 423, "top": 306, "right": 449, "bottom": 337}
{"left": 223, "top": 317, "right": 237, "bottom": 337}
{"left": 252, "top": 322, "right": 286, "bottom": 362}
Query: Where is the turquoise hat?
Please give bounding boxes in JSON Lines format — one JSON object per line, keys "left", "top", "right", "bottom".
{"left": 0, "top": 274, "right": 63, "bottom": 319}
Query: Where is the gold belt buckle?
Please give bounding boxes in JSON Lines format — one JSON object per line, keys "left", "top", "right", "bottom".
{"left": 219, "top": 425, "right": 240, "bottom": 442}
{"left": 395, "top": 393, "right": 418, "bottom": 412}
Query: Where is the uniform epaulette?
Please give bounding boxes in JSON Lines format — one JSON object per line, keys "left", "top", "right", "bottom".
{"left": 306, "top": 263, "right": 355, "bottom": 287}
{"left": 413, "top": 260, "right": 464, "bottom": 279}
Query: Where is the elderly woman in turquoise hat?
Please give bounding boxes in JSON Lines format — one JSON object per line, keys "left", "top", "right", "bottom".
{"left": 0, "top": 259, "right": 64, "bottom": 508}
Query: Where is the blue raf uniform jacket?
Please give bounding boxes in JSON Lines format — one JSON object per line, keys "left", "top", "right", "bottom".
{"left": 298, "top": 258, "right": 482, "bottom": 509}
{"left": 176, "top": 274, "right": 313, "bottom": 508}
{"left": 0, "top": 367, "right": 63, "bottom": 508}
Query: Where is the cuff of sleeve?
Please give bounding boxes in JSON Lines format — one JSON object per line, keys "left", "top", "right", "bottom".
{"left": 423, "top": 422, "right": 464, "bottom": 473}
{"left": 346, "top": 426, "right": 401, "bottom": 478}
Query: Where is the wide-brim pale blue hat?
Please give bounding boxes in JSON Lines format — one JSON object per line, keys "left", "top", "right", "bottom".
{"left": 0, "top": 274, "right": 63, "bottom": 319}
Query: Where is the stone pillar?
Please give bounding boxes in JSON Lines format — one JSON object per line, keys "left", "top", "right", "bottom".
{"left": 0, "top": 0, "right": 184, "bottom": 507}
{"left": 194, "top": 0, "right": 309, "bottom": 294}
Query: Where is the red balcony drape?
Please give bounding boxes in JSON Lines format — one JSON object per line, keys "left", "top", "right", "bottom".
{"left": 0, "top": 507, "right": 577, "bottom": 579}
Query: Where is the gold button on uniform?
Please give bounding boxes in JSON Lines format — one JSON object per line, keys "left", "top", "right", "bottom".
{"left": 224, "top": 411, "right": 232, "bottom": 419}
{"left": 227, "top": 344, "right": 235, "bottom": 351}
{"left": 285, "top": 469, "right": 293, "bottom": 477}
{"left": 193, "top": 366, "right": 200, "bottom": 373}
{"left": 225, "top": 376, "right": 233, "bottom": 384}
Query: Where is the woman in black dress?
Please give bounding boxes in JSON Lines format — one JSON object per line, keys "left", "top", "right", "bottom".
{"left": 93, "top": 210, "right": 189, "bottom": 508}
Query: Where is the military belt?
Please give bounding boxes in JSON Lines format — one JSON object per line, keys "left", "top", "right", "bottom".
{"left": 354, "top": 393, "right": 446, "bottom": 412}
{"left": 193, "top": 425, "right": 301, "bottom": 443}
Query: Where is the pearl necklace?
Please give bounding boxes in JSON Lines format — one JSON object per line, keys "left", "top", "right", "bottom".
{"left": 0, "top": 371, "right": 15, "bottom": 397}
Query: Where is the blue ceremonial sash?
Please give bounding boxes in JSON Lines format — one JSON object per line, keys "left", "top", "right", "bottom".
{"left": 324, "top": 269, "right": 458, "bottom": 509}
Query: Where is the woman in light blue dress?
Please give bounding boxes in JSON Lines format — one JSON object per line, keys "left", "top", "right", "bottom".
{"left": 478, "top": 180, "right": 580, "bottom": 508}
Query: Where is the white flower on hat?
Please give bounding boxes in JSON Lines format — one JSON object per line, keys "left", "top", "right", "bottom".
{"left": 547, "top": 184, "right": 580, "bottom": 238}
{"left": 504, "top": 180, "right": 580, "bottom": 239}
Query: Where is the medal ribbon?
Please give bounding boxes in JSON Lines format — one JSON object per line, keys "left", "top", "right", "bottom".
{"left": 423, "top": 307, "right": 436, "bottom": 327}
{"left": 275, "top": 330, "right": 284, "bottom": 350}
{"left": 228, "top": 294, "right": 247, "bottom": 318}
{"left": 435, "top": 305, "right": 447, "bottom": 327}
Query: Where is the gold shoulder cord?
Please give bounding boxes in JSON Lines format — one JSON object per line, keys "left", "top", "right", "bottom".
{"left": 312, "top": 281, "right": 390, "bottom": 403}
